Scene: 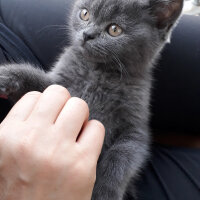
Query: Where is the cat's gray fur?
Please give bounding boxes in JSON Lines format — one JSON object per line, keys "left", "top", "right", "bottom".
{"left": 0, "top": 0, "right": 183, "bottom": 199}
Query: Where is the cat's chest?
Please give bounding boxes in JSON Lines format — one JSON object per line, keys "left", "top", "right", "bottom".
{"left": 67, "top": 79, "right": 123, "bottom": 123}
{"left": 68, "top": 80, "right": 128, "bottom": 149}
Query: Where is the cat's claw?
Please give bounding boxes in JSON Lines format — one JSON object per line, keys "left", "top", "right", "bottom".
{"left": 0, "top": 71, "right": 20, "bottom": 98}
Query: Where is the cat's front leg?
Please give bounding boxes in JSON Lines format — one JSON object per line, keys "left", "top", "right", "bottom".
{"left": 92, "top": 131, "right": 149, "bottom": 200}
{"left": 0, "top": 64, "right": 52, "bottom": 103}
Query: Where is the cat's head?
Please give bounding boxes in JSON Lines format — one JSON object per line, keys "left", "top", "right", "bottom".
{"left": 69, "top": 0, "right": 183, "bottom": 66}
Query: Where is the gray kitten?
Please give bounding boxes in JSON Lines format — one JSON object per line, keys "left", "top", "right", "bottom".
{"left": 0, "top": 0, "right": 183, "bottom": 199}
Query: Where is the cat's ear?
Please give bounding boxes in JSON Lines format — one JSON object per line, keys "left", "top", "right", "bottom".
{"left": 149, "top": 0, "right": 183, "bottom": 29}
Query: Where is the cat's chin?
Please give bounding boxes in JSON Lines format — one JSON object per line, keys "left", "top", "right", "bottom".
{"left": 78, "top": 46, "right": 107, "bottom": 64}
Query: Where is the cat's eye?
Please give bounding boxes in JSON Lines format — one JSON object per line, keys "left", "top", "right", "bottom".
{"left": 80, "top": 9, "right": 90, "bottom": 21}
{"left": 108, "top": 24, "right": 122, "bottom": 37}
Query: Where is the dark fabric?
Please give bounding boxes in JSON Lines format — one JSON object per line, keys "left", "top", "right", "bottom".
{"left": 150, "top": 15, "right": 200, "bottom": 135}
{"left": 136, "top": 144, "right": 200, "bottom": 200}
{"left": 0, "top": 0, "right": 73, "bottom": 69}
{"left": 0, "top": 23, "right": 42, "bottom": 65}
{"left": 0, "top": 22, "right": 43, "bottom": 121}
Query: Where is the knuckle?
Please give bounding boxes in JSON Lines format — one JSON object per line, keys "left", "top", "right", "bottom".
{"left": 70, "top": 97, "right": 89, "bottom": 114}
{"left": 25, "top": 91, "right": 41, "bottom": 97}
{"left": 40, "top": 157, "right": 61, "bottom": 172}
{"left": 39, "top": 157, "right": 71, "bottom": 177}
{"left": 90, "top": 120, "right": 105, "bottom": 133}
{"left": 47, "top": 85, "right": 70, "bottom": 97}
{"left": 14, "top": 139, "right": 31, "bottom": 157}
{"left": 36, "top": 151, "right": 67, "bottom": 173}
{"left": 29, "top": 125, "right": 43, "bottom": 135}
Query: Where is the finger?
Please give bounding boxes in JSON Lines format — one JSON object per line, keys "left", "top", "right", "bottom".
{"left": 77, "top": 120, "right": 105, "bottom": 161}
{"left": 3, "top": 91, "right": 41, "bottom": 121}
{"left": 55, "top": 97, "right": 89, "bottom": 141}
{"left": 28, "top": 85, "right": 71, "bottom": 124}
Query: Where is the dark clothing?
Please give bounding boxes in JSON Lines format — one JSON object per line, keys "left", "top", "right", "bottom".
{"left": 137, "top": 144, "right": 200, "bottom": 200}
{"left": 0, "top": 22, "right": 41, "bottom": 122}
{"left": 150, "top": 16, "right": 200, "bottom": 135}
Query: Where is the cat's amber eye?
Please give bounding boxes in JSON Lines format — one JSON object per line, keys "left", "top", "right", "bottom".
{"left": 108, "top": 24, "right": 122, "bottom": 37}
{"left": 80, "top": 9, "right": 90, "bottom": 21}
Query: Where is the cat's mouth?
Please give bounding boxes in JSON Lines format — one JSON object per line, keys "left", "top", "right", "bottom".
{"left": 79, "top": 44, "right": 108, "bottom": 63}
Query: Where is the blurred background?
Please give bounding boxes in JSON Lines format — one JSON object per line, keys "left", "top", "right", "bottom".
{"left": 183, "top": 0, "right": 200, "bottom": 15}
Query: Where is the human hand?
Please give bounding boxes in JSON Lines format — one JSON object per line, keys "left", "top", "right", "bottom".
{"left": 0, "top": 85, "right": 105, "bottom": 200}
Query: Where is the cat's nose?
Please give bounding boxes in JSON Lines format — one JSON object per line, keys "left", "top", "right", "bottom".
{"left": 83, "top": 32, "right": 97, "bottom": 42}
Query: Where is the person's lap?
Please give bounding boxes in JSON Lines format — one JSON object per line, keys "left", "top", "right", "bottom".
{"left": 136, "top": 144, "right": 200, "bottom": 200}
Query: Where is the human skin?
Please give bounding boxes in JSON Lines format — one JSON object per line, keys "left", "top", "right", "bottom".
{"left": 0, "top": 85, "right": 105, "bottom": 200}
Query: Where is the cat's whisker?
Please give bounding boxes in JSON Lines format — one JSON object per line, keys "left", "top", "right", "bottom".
{"left": 97, "top": 46, "right": 114, "bottom": 67}
{"left": 99, "top": 46, "right": 123, "bottom": 76}
{"left": 103, "top": 46, "right": 129, "bottom": 80}
{"left": 37, "top": 24, "right": 71, "bottom": 35}
{"left": 92, "top": 46, "right": 107, "bottom": 58}
{"left": 112, "top": 53, "right": 129, "bottom": 79}
{"left": 92, "top": 45, "right": 110, "bottom": 64}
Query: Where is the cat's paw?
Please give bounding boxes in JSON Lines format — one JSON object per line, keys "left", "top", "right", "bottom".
{"left": 91, "top": 187, "right": 120, "bottom": 200}
{"left": 0, "top": 66, "right": 21, "bottom": 99}
{"left": 0, "top": 75, "right": 20, "bottom": 97}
